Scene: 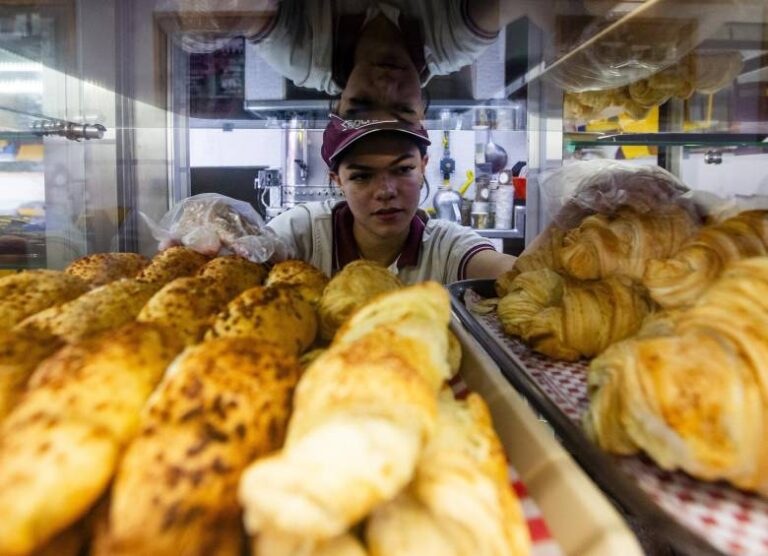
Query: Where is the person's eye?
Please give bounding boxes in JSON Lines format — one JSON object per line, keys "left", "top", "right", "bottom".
{"left": 397, "top": 106, "right": 416, "bottom": 115}
{"left": 395, "top": 166, "right": 416, "bottom": 175}
{"left": 349, "top": 173, "right": 371, "bottom": 182}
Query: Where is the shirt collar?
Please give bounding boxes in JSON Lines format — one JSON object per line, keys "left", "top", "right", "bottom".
{"left": 331, "top": 201, "right": 426, "bottom": 273}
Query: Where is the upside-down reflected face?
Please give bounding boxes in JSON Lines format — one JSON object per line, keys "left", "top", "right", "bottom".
{"left": 330, "top": 132, "right": 428, "bottom": 243}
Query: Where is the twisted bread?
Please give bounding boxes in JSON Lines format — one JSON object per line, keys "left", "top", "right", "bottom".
{"left": 104, "top": 338, "right": 301, "bottom": 556}
{"left": 559, "top": 206, "right": 698, "bottom": 281}
{"left": 238, "top": 283, "right": 451, "bottom": 541}
{"left": 317, "top": 260, "right": 402, "bottom": 341}
{"left": 643, "top": 210, "right": 768, "bottom": 309}
{"left": 64, "top": 253, "right": 149, "bottom": 288}
{"left": 586, "top": 257, "right": 768, "bottom": 494}
{"left": 498, "top": 269, "right": 651, "bottom": 361}
{"left": 206, "top": 285, "right": 317, "bottom": 355}
{"left": 0, "top": 323, "right": 183, "bottom": 555}
{"left": 265, "top": 260, "right": 329, "bottom": 304}
{"left": 0, "top": 270, "right": 87, "bottom": 330}
{"left": 366, "top": 392, "right": 530, "bottom": 556}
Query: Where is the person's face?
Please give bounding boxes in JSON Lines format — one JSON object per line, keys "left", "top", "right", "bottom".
{"left": 330, "top": 133, "right": 428, "bottom": 242}
{"left": 338, "top": 35, "right": 424, "bottom": 122}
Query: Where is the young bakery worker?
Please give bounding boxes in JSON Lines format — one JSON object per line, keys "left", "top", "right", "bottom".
{"left": 267, "top": 114, "right": 517, "bottom": 285}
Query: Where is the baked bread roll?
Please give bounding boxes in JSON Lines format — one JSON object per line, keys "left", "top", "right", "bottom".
{"left": 64, "top": 252, "right": 149, "bottom": 288}
{"left": 691, "top": 51, "right": 744, "bottom": 95}
{"left": 136, "top": 246, "right": 210, "bottom": 284}
{"left": 559, "top": 206, "right": 699, "bottom": 280}
{"left": 367, "top": 391, "right": 530, "bottom": 556}
{"left": 138, "top": 275, "right": 249, "bottom": 345}
{"left": 497, "top": 269, "right": 651, "bottom": 361}
{"left": 15, "top": 278, "right": 161, "bottom": 343}
{"left": 643, "top": 210, "right": 768, "bottom": 309}
{"left": 0, "top": 329, "right": 63, "bottom": 420}
{"left": 104, "top": 338, "right": 301, "bottom": 556}
{"left": 0, "top": 323, "right": 183, "bottom": 555}
{"left": 197, "top": 254, "right": 267, "bottom": 294}
{"left": 586, "top": 257, "right": 768, "bottom": 494}
{"left": 317, "top": 260, "right": 402, "bottom": 341}
{"left": 265, "top": 260, "right": 329, "bottom": 304}
{"left": 0, "top": 270, "right": 88, "bottom": 330}
{"left": 206, "top": 285, "right": 317, "bottom": 355}
{"left": 238, "top": 283, "right": 451, "bottom": 542}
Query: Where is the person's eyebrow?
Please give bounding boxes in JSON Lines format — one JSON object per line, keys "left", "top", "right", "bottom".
{"left": 345, "top": 153, "right": 416, "bottom": 171}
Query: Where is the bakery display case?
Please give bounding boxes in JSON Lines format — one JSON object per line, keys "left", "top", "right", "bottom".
{"left": 1, "top": 1, "right": 768, "bottom": 555}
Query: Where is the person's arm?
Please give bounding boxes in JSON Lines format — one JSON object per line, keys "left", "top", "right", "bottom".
{"left": 465, "top": 249, "right": 517, "bottom": 280}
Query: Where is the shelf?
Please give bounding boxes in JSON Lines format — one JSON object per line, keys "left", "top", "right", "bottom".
{"left": 564, "top": 132, "right": 768, "bottom": 147}
{"left": 471, "top": 228, "right": 524, "bottom": 239}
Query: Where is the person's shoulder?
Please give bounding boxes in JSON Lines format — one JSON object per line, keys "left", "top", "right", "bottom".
{"left": 423, "top": 218, "right": 482, "bottom": 240}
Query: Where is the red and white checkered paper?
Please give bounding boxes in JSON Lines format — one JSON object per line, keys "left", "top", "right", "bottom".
{"left": 471, "top": 309, "right": 768, "bottom": 556}
{"left": 448, "top": 375, "right": 564, "bottom": 556}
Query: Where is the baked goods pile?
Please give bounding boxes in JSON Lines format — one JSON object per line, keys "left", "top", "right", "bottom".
{"left": 0, "top": 250, "right": 530, "bottom": 555}
{"left": 493, "top": 162, "right": 768, "bottom": 493}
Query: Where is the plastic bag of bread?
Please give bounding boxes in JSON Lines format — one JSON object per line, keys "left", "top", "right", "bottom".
{"left": 141, "top": 193, "right": 292, "bottom": 263}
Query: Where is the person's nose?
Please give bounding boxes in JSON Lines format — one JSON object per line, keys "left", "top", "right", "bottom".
{"left": 372, "top": 71, "right": 400, "bottom": 98}
{"left": 373, "top": 175, "right": 397, "bottom": 200}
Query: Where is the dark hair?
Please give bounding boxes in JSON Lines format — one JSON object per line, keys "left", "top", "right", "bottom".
{"left": 328, "top": 88, "right": 431, "bottom": 117}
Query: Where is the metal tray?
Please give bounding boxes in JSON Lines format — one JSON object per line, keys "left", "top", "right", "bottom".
{"left": 449, "top": 279, "right": 768, "bottom": 556}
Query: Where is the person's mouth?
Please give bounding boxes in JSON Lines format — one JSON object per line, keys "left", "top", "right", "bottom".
{"left": 372, "top": 207, "right": 404, "bottom": 216}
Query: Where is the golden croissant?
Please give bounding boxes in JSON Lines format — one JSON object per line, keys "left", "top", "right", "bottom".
{"left": 103, "top": 338, "right": 301, "bottom": 556}
{"left": 0, "top": 270, "right": 88, "bottom": 330}
{"left": 497, "top": 269, "right": 651, "bottom": 361}
{"left": 586, "top": 257, "right": 768, "bottom": 494}
{"left": 643, "top": 210, "right": 768, "bottom": 309}
{"left": 238, "top": 283, "right": 451, "bottom": 543}
{"left": 559, "top": 206, "right": 699, "bottom": 281}
{"left": 367, "top": 391, "right": 530, "bottom": 556}
{"left": 0, "top": 323, "right": 183, "bottom": 555}
{"left": 318, "top": 259, "right": 402, "bottom": 341}
{"left": 495, "top": 225, "right": 567, "bottom": 296}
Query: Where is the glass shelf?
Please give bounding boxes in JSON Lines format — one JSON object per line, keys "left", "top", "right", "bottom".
{"left": 565, "top": 131, "right": 768, "bottom": 147}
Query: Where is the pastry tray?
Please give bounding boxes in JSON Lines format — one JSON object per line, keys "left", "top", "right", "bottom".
{"left": 449, "top": 279, "right": 768, "bottom": 556}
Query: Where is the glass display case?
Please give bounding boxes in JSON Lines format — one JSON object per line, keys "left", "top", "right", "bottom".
{"left": 1, "top": 2, "right": 768, "bottom": 555}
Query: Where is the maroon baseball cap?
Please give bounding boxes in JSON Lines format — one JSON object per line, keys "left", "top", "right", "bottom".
{"left": 322, "top": 114, "right": 431, "bottom": 169}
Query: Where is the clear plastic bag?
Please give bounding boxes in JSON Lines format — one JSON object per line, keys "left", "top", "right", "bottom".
{"left": 141, "top": 193, "right": 293, "bottom": 263}
{"left": 539, "top": 161, "right": 697, "bottom": 229}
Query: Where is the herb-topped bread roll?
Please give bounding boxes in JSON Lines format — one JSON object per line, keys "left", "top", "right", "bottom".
{"left": 64, "top": 252, "right": 149, "bottom": 288}
{"left": 0, "top": 270, "right": 88, "bottom": 330}
{"left": 265, "top": 260, "right": 329, "bottom": 305}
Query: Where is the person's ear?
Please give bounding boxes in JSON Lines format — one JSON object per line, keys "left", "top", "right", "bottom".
{"left": 420, "top": 153, "right": 429, "bottom": 173}
{"left": 329, "top": 171, "right": 345, "bottom": 195}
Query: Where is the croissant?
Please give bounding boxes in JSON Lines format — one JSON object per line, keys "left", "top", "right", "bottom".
{"left": 15, "top": 278, "right": 161, "bottom": 343}
{"left": 0, "top": 270, "right": 88, "bottom": 330}
{"left": 64, "top": 252, "right": 149, "bottom": 288}
{"left": 317, "top": 259, "right": 402, "bottom": 341}
{"left": 366, "top": 391, "right": 530, "bottom": 556}
{"left": 238, "top": 283, "right": 451, "bottom": 542}
{"left": 265, "top": 260, "right": 329, "bottom": 304}
{"left": 497, "top": 269, "right": 651, "bottom": 361}
{"left": 254, "top": 531, "right": 368, "bottom": 556}
{"left": 104, "top": 338, "right": 301, "bottom": 556}
{"left": 206, "top": 285, "right": 317, "bottom": 355}
{"left": 136, "top": 246, "right": 210, "bottom": 285}
{"left": 559, "top": 206, "right": 699, "bottom": 281}
{"left": 0, "top": 323, "right": 183, "bottom": 555}
{"left": 691, "top": 51, "right": 744, "bottom": 95}
{"left": 586, "top": 257, "right": 768, "bottom": 494}
{"left": 495, "top": 225, "right": 567, "bottom": 296}
{"left": 643, "top": 210, "right": 768, "bottom": 309}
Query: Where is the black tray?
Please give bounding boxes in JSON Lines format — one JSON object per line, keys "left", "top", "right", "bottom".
{"left": 449, "top": 279, "right": 728, "bottom": 556}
